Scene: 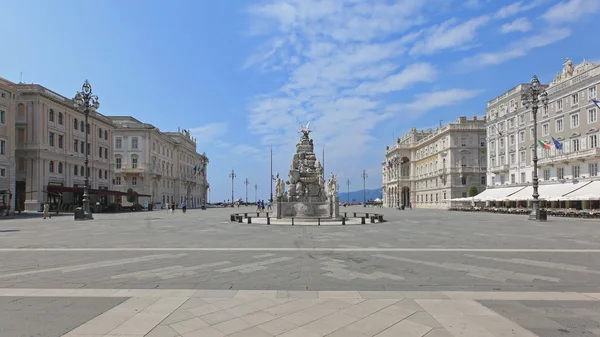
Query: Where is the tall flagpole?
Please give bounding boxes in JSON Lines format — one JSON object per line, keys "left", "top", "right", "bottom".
{"left": 322, "top": 145, "right": 325, "bottom": 180}
{"left": 270, "top": 145, "right": 273, "bottom": 202}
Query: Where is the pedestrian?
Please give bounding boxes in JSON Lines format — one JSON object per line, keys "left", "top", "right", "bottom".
{"left": 42, "top": 202, "right": 50, "bottom": 219}
{"left": 267, "top": 200, "right": 272, "bottom": 211}
{"left": 182, "top": 201, "right": 187, "bottom": 213}
{"left": 256, "top": 200, "right": 261, "bottom": 213}
{"left": 171, "top": 202, "right": 175, "bottom": 214}
{"left": 165, "top": 202, "right": 169, "bottom": 212}
{"left": 261, "top": 199, "right": 265, "bottom": 212}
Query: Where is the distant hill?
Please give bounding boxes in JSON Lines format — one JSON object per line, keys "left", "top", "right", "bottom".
{"left": 338, "top": 188, "right": 382, "bottom": 203}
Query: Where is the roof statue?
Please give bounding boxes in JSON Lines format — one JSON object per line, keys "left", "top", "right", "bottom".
{"left": 298, "top": 121, "right": 311, "bottom": 138}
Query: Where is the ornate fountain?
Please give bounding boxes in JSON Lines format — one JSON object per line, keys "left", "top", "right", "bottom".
{"left": 274, "top": 123, "right": 340, "bottom": 219}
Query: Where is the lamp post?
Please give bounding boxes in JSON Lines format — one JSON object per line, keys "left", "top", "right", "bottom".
{"left": 73, "top": 80, "right": 100, "bottom": 220}
{"left": 361, "top": 169, "right": 368, "bottom": 207}
{"left": 244, "top": 178, "right": 249, "bottom": 204}
{"left": 521, "top": 75, "right": 548, "bottom": 221}
{"left": 229, "top": 169, "right": 236, "bottom": 207}
{"left": 346, "top": 178, "right": 351, "bottom": 205}
{"left": 393, "top": 157, "right": 400, "bottom": 209}
{"left": 254, "top": 184, "right": 258, "bottom": 203}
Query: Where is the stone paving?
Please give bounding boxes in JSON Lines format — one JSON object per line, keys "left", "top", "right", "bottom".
{"left": 1, "top": 206, "right": 600, "bottom": 336}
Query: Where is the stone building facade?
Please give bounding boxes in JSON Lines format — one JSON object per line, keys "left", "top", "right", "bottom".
{"left": 486, "top": 58, "right": 600, "bottom": 188}
{"left": 0, "top": 77, "right": 115, "bottom": 212}
{"left": 0, "top": 78, "right": 18, "bottom": 214}
{"left": 382, "top": 116, "right": 487, "bottom": 209}
{"left": 110, "top": 117, "right": 208, "bottom": 208}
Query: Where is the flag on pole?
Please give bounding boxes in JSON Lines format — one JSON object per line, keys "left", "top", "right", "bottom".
{"left": 537, "top": 139, "right": 551, "bottom": 150}
{"left": 193, "top": 166, "right": 197, "bottom": 173}
{"left": 552, "top": 136, "right": 563, "bottom": 150}
{"left": 593, "top": 99, "right": 600, "bottom": 109}
{"left": 200, "top": 167, "right": 205, "bottom": 176}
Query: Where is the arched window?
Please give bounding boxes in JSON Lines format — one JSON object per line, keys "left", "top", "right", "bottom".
{"left": 49, "top": 109, "right": 54, "bottom": 122}
{"left": 58, "top": 112, "right": 63, "bottom": 125}
{"left": 480, "top": 155, "right": 486, "bottom": 166}
{"left": 80, "top": 121, "right": 84, "bottom": 131}
{"left": 461, "top": 156, "right": 467, "bottom": 167}
{"left": 74, "top": 118, "right": 78, "bottom": 130}
{"left": 58, "top": 162, "right": 63, "bottom": 174}
{"left": 104, "top": 130, "right": 108, "bottom": 140}
{"left": 115, "top": 156, "right": 122, "bottom": 169}
{"left": 98, "top": 169, "right": 102, "bottom": 178}
{"left": 104, "top": 170, "right": 108, "bottom": 179}
{"left": 443, "top": 158, "right": 446, "bottom": 168}
{"left": 131, "top": 155, "right": 138, "bottom": 168}
{"left": 74, "top": 165, "right": 78, "bottom": 176}
{"left": 49, "top": 161, "right": 54, "bottom": 172}
{"left": 98, "top": 128, "right": 102, "bottom": 138}
{"left": 80, "top": 166, "right": 84, "bottom": 176}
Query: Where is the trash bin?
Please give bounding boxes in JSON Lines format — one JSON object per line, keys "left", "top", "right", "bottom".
{"left": 539, "top": 209, "right": 548, "bottom": 221}
{"left": 74, "top": 207, "right": 85, "bottom": 220}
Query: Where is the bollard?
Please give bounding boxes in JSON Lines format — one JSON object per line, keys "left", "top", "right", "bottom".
{"left": 318, "top": 218, "right": 321, "bottom": 226}
{"left": 366, "top": 213, "right": 369, "bottom": 217}
{"left": 238, "top": 215, "right": 243, "bottom": 223}
{"left": 353, "top": 212, "right": 357, "bottom": 217}
{"left": 292, "top": 218, "right": 294, "bottom": 226}
{"left": 247, "top": 217, "right": 252, "bottom": 224}
{"left": 244, "top": 213, "right": 248, "bottom": 218}
{"left": 257, "top": 212, "right": 260, "bottom": 217}
{"left": 370, "top": 216, "right": 375, "bottom": 223}
{"left": 361, "top": 217, "right": 365, "bottom": 224}
{"left": 267, "top": 217, "right": 270, "bottom": 225}
{"left": 342, "top": 217, "right": 346, "bottom": 225}
{"left": 344, "top": 212, "right": 347, "bottom": 218}
{"left": 266, "top": 212, "right": 269, "bottom": 217}
{"left": 230, "top": 214, "right": 235, "bottom": 221}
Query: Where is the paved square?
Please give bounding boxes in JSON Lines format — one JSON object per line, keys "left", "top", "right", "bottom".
{"left": 1, "top": 206, "right": 600, "bottom": 336}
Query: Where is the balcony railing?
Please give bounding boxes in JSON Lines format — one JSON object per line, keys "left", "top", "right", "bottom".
{"left": 491, "top": 164, "right": 509, "bottom": 173}
{"left": 538, "top": 148, "right": 600, "bottom": 165}
{"left": 118, "top": 167, "right": 145, "bottom": 174}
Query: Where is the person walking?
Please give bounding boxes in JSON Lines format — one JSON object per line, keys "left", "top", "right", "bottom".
{"left": 165, "top": 202, "right": 169, "bottom": 212}
{"left": 256, "top": 200, "right": 261, "bottom": 213}
{"left": 267, "top": 200, "right": 272, "bottom": 211}
{"left": 182, "top": 201, "right": 187, "bottom": 213}
{"left": 43, "top": 202, "right": 50, "bottom": 219}
{"left": 261, "top": 199, "right": 265, "bottom": 212}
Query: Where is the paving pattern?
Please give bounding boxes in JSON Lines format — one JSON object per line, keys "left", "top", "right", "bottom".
{"left": 1, "top": 206, "right": 600, "bottom": 336}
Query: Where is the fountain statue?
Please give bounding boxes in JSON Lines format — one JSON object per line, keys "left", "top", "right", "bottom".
{"left": 276, "top": 122, "right": 340, "bottom": 219}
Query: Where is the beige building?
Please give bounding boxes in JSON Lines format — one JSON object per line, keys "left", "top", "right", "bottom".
{"left": 382, "top": 116, "right": 487, "bottom": 209}
{"left": 486, "top": 58, "right": 599, "bottom": 190}
{"left": 0, "top": 77, "right": 116, "bottom": 212}
{"left": 0, "top": 78, "right": 18, "bottom": 214}
{"left": 110, "top": 117, "right": 208, "bottom": 208}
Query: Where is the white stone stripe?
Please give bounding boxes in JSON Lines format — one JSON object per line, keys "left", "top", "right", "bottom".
{"left": 106, "top": 296, "right": 188, "bottom": 335}
{"left": 0, "top": 288, "right": 597, "bottom": 301}
{"left": 373, "top": 254, "right": 560, "bottom": 283}
{"left": 0, "top": 253, "right": 187, "bottom": 279}
{"left": 416, "top": 299, "right": 539, "bottom": 337}
{"left": 464, "top": 254, "right": 600, "bottom": 275}
{"left": 2, "top": 247, "right": 600, "bottom": 252}
{"left": 111, "top": 261, "right": 230, "bottom": 280}
{"left": 216, "top": 257, "right": 294, "bottom": 273}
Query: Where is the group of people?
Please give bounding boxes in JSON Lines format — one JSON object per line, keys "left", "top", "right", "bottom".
{"left": 165, "top": 201, "right": 187, "bottom": 213}
{"left": 255, "top": 199, "right": 272, "bottom": 212}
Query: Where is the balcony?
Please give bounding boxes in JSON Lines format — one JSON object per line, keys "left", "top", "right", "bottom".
{"left": 491, "top": 164, "right": 509, "bottom": 173}
{"left": 538, "top": 148, "right": 600, "bottom": 166}
{"left": 458, "top": 167, "right": 474, "bottom": 175}
{"left": 118, "top": 167, "right": 145, "bottom": 175}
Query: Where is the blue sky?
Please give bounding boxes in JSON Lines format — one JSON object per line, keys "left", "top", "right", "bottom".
{"left": 1, "top": 0, "right": 599, "bottom": 202}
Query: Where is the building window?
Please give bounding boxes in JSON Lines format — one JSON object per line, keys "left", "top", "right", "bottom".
{"left": 510, "top": 173, "right": 515, "bottom": 184}
{"left": 49, "top": 161, "right": 54, "bottom": 173}
{"left": 116, "top": 176, "right": 121, "bottom": 185}
{"left": 509, "top": 118, "right": 515, "bottom": 128}
{"left": 543, "top": 106, "right": 548, "bottom": 117}
{"left": 74, "top": 118, "right": 78, "bottom": 130}
{"left": 49, "top": 132, "right": 55, "bottom": 146}
{"left": 590, "top": 134, "right": 598, "bottom": 148}
{"left": 520, "top": 172, "right": 526, "bottom": 183}
{"left": 510, "top": 153, "right": 515, "bottom": 164}
{"left": 510, "top": 134, "right": 515, "bottom": 145}
{"left": 0, "top": 140, "right": 4, "bottom": 155}
{"left": 73, "top": 140, "right": 78, "bottom": 151}
{"left": 74, "top": 165, "right": 78, "bottom": 176}
{"left": 58, "top": 162, "right": 63, "bottom": 174}
{"left": 589, "top": 108, "right": 597, "bottom": 124}
{"left": 116, "top": 138, "right": 122, "bottom": 149}
{"left": 98, "top": 128, "right": 102, "bottom": 138}
{"left": 58, "top": 112, "right": 63, "bottom": 125}
{"left": 543, "top": 169, "right": 550, "bottom": 181}
{"left": 98, "top": 169, "right": 102, "bottom": 179}
{"left": 115, "top": 157, "right": 121, "bottom": 169}
{"left": 49, "top": 109, "right": 54, "bottom": 122}
{"left": 557, "top": 99, "right": 563, "bottom": 111}
{"left": 519, "top": 114, "right": 524, "bottom": 125}
{"left": 572, "top": 165, "right": 580, "bottom": 178}
{"left": 132, "top": 138, "right": 138, "bottom": 149}
{"left": 499, "top": 138, "right": 504, "bottom": 148}
{"left": 0, "top": 168, "right": 4, "bottom": 177}
{"left": 461, "top": 156, "right": 467, "bottom": 167}
{"left": 519, "top": 131, "right": 524, "bottom": 143}
{"left": 58, "top": 135, "right": 63, "bottom": 149}
{"left": 572, "top": 139, "right": 580, "bottom": 152}
{"left": 590, "top": 163, "right": 598, "bottom": 177}
{"left": 520, "top": 151, "right": 525, "bottom": 163}
{"left": 571, "top": 113, "right": 579, "bottom": 128}
{"left": 153, "top": 142, "right": 156, "bottom": 151}
{"left": 98, "top": 146, "right": 102, "bottom": 157}
{"left": 481, "top": 176, "right": 486, "bottom": 185}
{"left": 500, "top": 175, "right": 505, "bottom": 184}
{"left": 542, "top": 123, "right": 549, "bottom": 136}
{"left": 86, "top": 143, "right": 90, "bottom": 156}
{"left": 104, "top": 130, "right": 108, "bottom": 140}
{"left": 530, "top": 127, "right": 534, "bottom": 140}
{"left": 461, "top": 176, "right": 466, "bottom": 185}
{"left": 104, "top": 170, "right": 108, "bottom": 179}
{"left": 0, "top": 110, "right": 5, "bottom": 124}
{"left": 104, "top": 148, "right": 108, "bottom": 159}
{"left": 500, "top": 155, "right": 505, "bottom": 165}
{"left": 87, "top": 167, "right": 90, "bottom": 177}
{"left": 80, "top": 141, "right": 84, "bottom": 154}
{"left": 509, "top": 99, "right": 515, "bottom": 112}
{"left": 556, "top": 118, "right": 563, "bottom": 132}
{"left": 572, "top": 93, "right": 579, "bottom": 105}
{"left": 132, "top": 157, "right": 138, "bottom": 168}
{"left": 557, "top": 167, "right": 564, "bottom": 180}
{"left": 589, "top": 86, "right": 597, "bottom": 99}
{"left": 80, "top": 121, "right": 84, "bottom": 131}
{"left": 131, "top": 176, "right": 137, "bottom": 185}
{"left": 80, "top": 166, "right": 84, "bottom": 176}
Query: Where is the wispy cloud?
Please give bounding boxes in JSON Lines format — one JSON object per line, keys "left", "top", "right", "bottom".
{"left": 495, "top": 0, "right": 545, "bottom": 19}
{"left": 458, "top": 27, "right": 572, "bottom": 68}
{"left": 189, "top": 123, "right": 228, "bottom": 146}
{"left": 501, "top": 17, "right": 533, "bottom": 33}
{"left": 355, "top": 63, "right": 437, "bottom": 95}
{"left": 387, "top": 89, "right": 482, "bottom": 116}
{"left": 542, "top": 0, "right": 600, "bottom": 23}
{"left": 409, "top": 15, "right": 490, "bottom": 56}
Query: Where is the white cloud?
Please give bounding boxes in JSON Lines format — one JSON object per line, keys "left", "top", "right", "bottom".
{"left": 409, "top": 15, "right": 490, "bottom": 55}
{"left": 542, "top": 0, "right": 600, "bottom": 23}
{"left": 387, "top": 89, "right": 482, "bottom": 116}
{"left": 189, "top": 123, "right": 228, "bottom": 146}
{"left": 495, "top": 0, "right": 545, "bottom": 19}
{"left": 458, "top": 27, "right": 572, "bottom": 68}
{"left": 500, "top": 17, "right": 533, "bottom": 33}
{"left": 355, "top": 63, "right": 437, "bottom": 95}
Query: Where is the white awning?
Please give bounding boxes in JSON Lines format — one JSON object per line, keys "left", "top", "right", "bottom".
{"left": 469, "top": 186, "right": 527, "bottom": 202}
{"left": 561, "top": 181, "right": 600, "bottom": 200}
{"left": 506, "top": 182, "right": 585, "bottom": 201}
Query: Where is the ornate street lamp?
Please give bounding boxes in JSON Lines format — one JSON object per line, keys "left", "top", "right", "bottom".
{"left": 361, "top": 169, "right": 368, "bottom": 207}
{"left": 244, "top": 178, "right": 249, "bottom": 204}
{"left": 254, "top": 184, "right": 258, "bottom": 203}
{"left": 73, "top": 80, "right": 100, "bottom": 220}
{"left": 346, "top": 178, "right": 351, "bottom": 205}
{"left": 229, "top": 169, "right": 236, "bottom": 207}
{"left": 521, "top": 75, "right": 548, "bottom": 221}
{"left": 392, "top": 157, "right": 400, "bottom": 209}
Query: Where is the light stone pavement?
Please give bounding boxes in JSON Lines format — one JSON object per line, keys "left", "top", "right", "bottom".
{"left": 1, "top": 206, "right": 600, "bottom": 336}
